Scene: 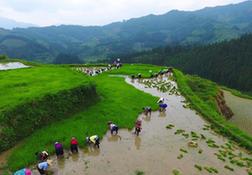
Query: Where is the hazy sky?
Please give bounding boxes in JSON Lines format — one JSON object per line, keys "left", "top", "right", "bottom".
{"left": 0, "top": 0, "right": 247, "bottom": 26}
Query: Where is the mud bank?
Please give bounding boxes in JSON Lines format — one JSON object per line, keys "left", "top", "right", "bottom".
{"left": 216, "top": 90, "right": 233, "bottom": 119}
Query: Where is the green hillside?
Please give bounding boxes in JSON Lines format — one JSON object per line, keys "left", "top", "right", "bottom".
{"left": 1, "top": 1, "right": 252, "bottom": 62}
{"left": 0, "top": 66, "right": 91, "bottom": 112}
{"left": 0, "top": 66, "right": 98, "bottom": 152}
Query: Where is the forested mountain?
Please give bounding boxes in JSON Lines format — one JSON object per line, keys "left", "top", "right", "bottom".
{"left": 0, "top": 1, "right": 252, "bottom": 62}
{"left": 119, "top": 34, "right": 252, "bottom": 94}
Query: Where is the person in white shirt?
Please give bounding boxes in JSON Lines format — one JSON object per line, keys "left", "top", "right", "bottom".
{"left": 107, "top": 121, "right": 119, "bottom": 135}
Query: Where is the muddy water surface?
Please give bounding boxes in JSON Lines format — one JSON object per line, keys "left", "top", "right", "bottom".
{"left": 224, "top": 90, "right": 252, "bottom": 135}
{"left": 6, "top": 77, "right": 252, "bottom": 175}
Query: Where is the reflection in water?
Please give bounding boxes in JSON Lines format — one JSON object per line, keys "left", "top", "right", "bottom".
{"left": 108, "top": 135, "right": 122, "bottom": 142}
{"left": 71, "top": 153, "right": 79, "bottom": 162}
{"left": 134, "top": 136, "right": 141, "bottom": 150}
{"left": 86, "top": 147, "right": 100, "bottom": 156}
{"left": 143, "top": 114, "right": 151, "bottom": 122}
{"left": 158, "top": 111, "right": 166, "bottom": 118}
{"left": 57, "top": 157, "right": 65, "bottom": 169}
{"left": 137, "top": 79, "right": 143, "bottom": 83}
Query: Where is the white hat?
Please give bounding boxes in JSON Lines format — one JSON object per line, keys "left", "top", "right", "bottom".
{"left": 42, "top": 151, "right": 49, "bottom": 156}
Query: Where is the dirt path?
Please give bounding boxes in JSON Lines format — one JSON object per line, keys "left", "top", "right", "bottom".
{"left": 6, "top": 77, "right": 252, "bottom": 175}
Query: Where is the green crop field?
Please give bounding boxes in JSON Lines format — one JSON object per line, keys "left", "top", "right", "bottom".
{"left": 0, "top": 66, "right": 91, "bottom": 112}
{"left": 108, "top": 64, "right": 166, "bottom": 77}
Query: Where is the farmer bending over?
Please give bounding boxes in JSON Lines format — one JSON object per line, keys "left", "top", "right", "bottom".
{"left": 37, "top": 160, "right": 52, "bottom": 175}
{"left": 86, "top": 135, "right": 100, "bottom": 148}
{"left": 157, "top": 97, "right": 165, "bottom": 104}
{"left": 54, "top": 142, "right": 64, "bottom": 157}
{"left": 35, "top": 151, "right": 49, "bottom": 161}
{"left": 135, "top": 119, "right": 142, "bottom": 136}
{"left": 108, "top": 121, "right": 119, "bottom": 135}
{"left": 159, "top": 103, "right": 168, "bottom": 112}
{"left": 143, "top": 106, "right": 152, "bottom": 116}
{"left": 70, "top": 137, "right": 78, "bottom": 153}
{"left": 14, "top": 168, "right": 32, "bottom": 175}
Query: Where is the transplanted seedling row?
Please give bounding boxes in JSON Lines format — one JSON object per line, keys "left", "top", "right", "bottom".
{"left": 166, "top": 123, "right": 252, "bottom": 174}
{"left": 141, "top": 79, "right": 180, "bottom": 95}
{"left": 213, "top": 140, "right": 252, "bottom": 174}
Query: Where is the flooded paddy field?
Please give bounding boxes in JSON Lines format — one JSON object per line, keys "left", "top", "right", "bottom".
{"left": 223, "top": 90, "right": 252, "bottom": 135}
{"left": 25, "top": 77, "right": 252, "bottom": 175}
{"left": 1, "top": 75, "right": 251, "bottom": 175}
{"left": 0, "top": 62, "right": 29, "bottom": 70}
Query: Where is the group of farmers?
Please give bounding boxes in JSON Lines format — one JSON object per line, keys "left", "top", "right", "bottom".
{"left": 14, "top": 97, "right": 167, "bottom": 175}
{"left": 14, "top": 125, "right": 111, "bottom": 175}
{"left": 14, "top": 66, "right": 170, "bottom": 175}
{"left": 14, "top": 134, "right": 100, "bottom": 175}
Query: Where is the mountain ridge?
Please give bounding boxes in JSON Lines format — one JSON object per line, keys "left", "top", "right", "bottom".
{"left": 0, "top": 0, "right": 252, "bottom": 62}
{"left": 0, "top": 17, "right": 36, "bottom": 29}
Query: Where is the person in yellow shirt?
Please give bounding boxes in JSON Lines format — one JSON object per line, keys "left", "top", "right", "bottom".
{"left": 86, "top": 135, "right": 100, "bottom": 148}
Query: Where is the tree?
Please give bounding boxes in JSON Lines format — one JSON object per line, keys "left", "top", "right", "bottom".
{"left": 0, "top": 55, "right": 7, "bottom": 60}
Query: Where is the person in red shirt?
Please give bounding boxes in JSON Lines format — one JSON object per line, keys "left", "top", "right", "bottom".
{"left": 135, "top": 119, "right": 142, "bottom": 136}
{"left": 70, "top": 137, "right": 78, "bottom": 153}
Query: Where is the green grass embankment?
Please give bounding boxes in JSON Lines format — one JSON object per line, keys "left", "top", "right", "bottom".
{"left": 7, "top": 72, "right": 158, "bottom": 171}
{"left": 0, "top": 66, "right": 92, "bottom": 112}
{"left": 108, "top": 64, "right": 166, "bottom": 77}
{"left": 174, "top": 69, "right": 252, "bottom": 150}
{"left": 0, "top": 66, "right": 98, "bottom": 152}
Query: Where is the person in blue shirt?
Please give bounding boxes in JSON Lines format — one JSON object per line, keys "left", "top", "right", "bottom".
{"left": 159, "top": 103, "right": 168, "bottom": 112}
{"left": 37, "top": 160, "right": 52, "bottom": 175}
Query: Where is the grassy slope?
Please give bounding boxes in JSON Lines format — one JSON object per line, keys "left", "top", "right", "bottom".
{"left": 0, "top": 66, "right": 90, "bottom": 113}
{"left": 109, "top": 64, "right": 165, "bottom": 77}
{"left": 174, "top": 69, "right": 252, "bottom": 150}
{"left": 186, "top": 75, "right": 219, "bottom": 111}
{"left": 7, "top": 67, "right": 159, "bottom": 170}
